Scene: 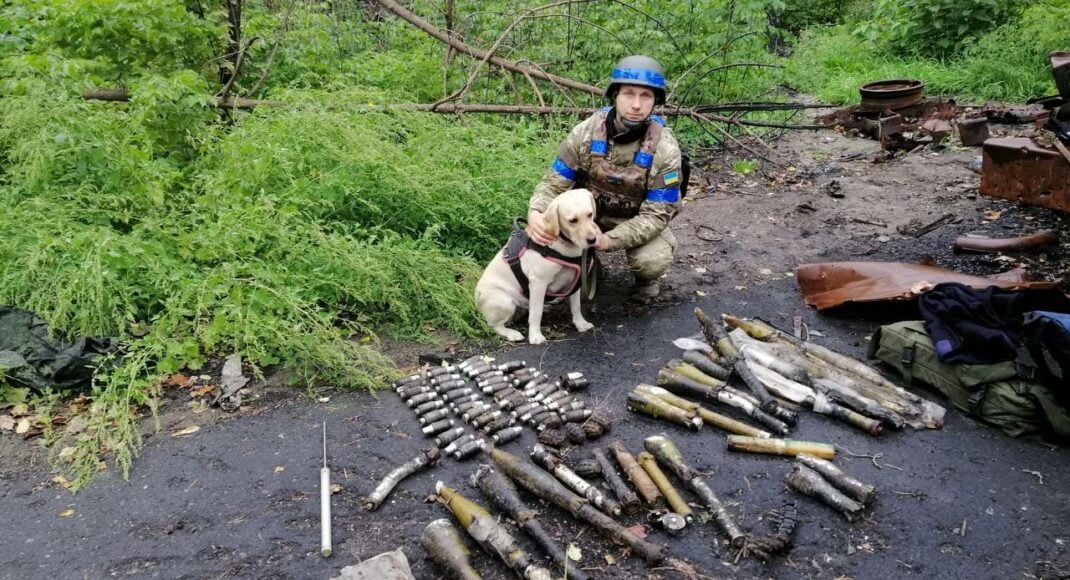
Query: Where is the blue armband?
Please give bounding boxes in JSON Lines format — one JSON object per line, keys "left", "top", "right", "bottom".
{"left": 645, "top": 187, "right": 680, "bottom": 203}
{"left": 551, "top": 157, "right": 577, "bottom": 181}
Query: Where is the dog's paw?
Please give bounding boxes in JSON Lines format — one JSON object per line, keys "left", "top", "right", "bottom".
{"left": 574, "top": 319, "right": 594, "bottom": 333}
{"left": 528, "top": 332, "right": 547, "bottom": 345}
{"left": 497, "top": 327, "right": 524, "bottom": 342}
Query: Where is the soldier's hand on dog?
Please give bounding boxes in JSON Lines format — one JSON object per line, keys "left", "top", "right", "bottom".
{"left": 527, "top": 209, "right": 607, "bottom": 249}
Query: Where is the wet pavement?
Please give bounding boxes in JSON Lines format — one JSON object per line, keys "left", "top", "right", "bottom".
{"left": 2, "top": 277, "right": 1068, "bottom": 579}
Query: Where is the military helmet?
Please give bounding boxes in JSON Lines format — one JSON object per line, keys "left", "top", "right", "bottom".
{"left": 605, "top": 55, "right": 667, "bottom": 105}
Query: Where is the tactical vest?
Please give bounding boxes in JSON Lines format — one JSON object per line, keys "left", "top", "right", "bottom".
{"left": 583, "top": 109, "right": 664, "bottom": 219}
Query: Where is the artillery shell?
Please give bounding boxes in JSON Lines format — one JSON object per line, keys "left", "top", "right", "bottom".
{"left": 561, "top": 409, "right": 593, "bottom": 423}
{"left": 492, "top": 388, "right": 522, "bottom": 401}
{"left": 637, "top": 452, "right": 693, "bottom": 522}
{"left": 444, "top": 434, "right": 475, "bottom": 455}
{"left": 785, "top": 464, "right": 864, "bottom": 521}
{"left": 545, "top": 397, "right": 577, "bottom": 411}
{"left": 726, "top": 435, "right": 835, "bottom": 460}
{"left": 497, "top": 391, "right": 526, "bottom": 407}
{"left": 419, "top": 408, "right": 451, "bottom": 425}
{"left": 442, "top": 387, "right": 473, "bottom": 402}
{"left": 796, "top": 454, "right": 876, "bottom": 505}
{"left": 423, "top": 419, "right": 455, "bottom": 436}
{"left": 496, "top": 360, "right": 527, "bottom": 373}
{"left": 482, "top": 415, "right": 513, "bottom": 435}
{"left": 432, "top": 377, "right": 466, "bottom": 391}
{"left": 420, "top": 519, "right": 481, "bottom": 580}
{"left": 414, "top": 399, "right": 445, "bottom": 415}
{"left": 392, "top": 373, "right": 425, "bottom": 389}
{"left": 406, "top": 392, "right": 438, "bottom": 407}
{"left": 450, "top": 393, "right": 481, "bottom": 406}
{"left": 434, "top": 426, "right": 467, "bottom": 447}
{"left": 472, "top": 411, "right": 502, "bottom": 428}
{"left": 398, "top": 385, "right": 433, "bottom": 399}
{"left": 426, "top": 365, "right": 458, "bottom": 378}
{"left": 461, "top": 405, "right": 493, "bottom": 421}
{"left": 491, "top": 426, "right": 523, "bottom": 445}
{"left": 515, "top": 402, "right": 541, "bottom": 416}
{"left": 453, "top": 439, "right": 485, "bottom": 460}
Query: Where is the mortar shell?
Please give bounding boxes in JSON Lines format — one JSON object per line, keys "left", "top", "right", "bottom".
{"left": 543, "top": 390, "right": 570, "bottom": 403}
{"left": 458, "top": 354, "right": 490, "bottom": 369}
{"left": 462, "top": 363, "right": 492, "bottom": 377}
{"left": 490, "top": 426, "right": 523, "bottom": 445}
{"left": 554, "top": 401, "right": 586, "bottom": 413}
{"left": 472, "top": 369, "right": 504, "bottom": 380}
{"left": 461, "top": 405, "right": 493, "bottom": 421}
{"left": 515, "top": 402, "right": 541, "bottom": 416}
{"left": 422, "top": 419, "right": 455, "bottom": 436}
{"left": 434, "top": 427, "right": 467, "bottom": 447}
{"left": 479, "top": 377, "right": 511, "bottom": 390}
{"left": 455, "top": 400, "right": 488, "bottom": 414}
{"left": 406, "top": 392, "right": 438, "bottom": 407}
{"left": 392, "top": 373, "right": 425, "bottom": 389}
{"left": 419, "top": 408, "right": 451, "bottom": 425}
{"left": 444, "top": 434, "right": 475, "bottom": 454}
{"left": 413, "top": 400, "right": 445, "bottom": 415}
{"left": 482, "top": 415, "right": 514, "bottom": 435}
{"left": 482, "top": 381, "right": 513, "bottom": 395}
{"left": 450, "top": 393, "right": 481, "bottom": 406}
{"left": 432, "top": 378, "right": 466, "bottom": 391}
{"left": 537, "top": 414, "right": 563, "bottom": 430}
{"left": 426, "top": 365, "right": 458, "bottom": 378}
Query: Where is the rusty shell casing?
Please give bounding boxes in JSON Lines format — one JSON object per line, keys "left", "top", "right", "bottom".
{"left": 609, "top": 440, "right": 665, "bottom": 508}
{"left": 518, "top": 406, "right": 545, "bottom": 421}
{"left": 491, "top": 425, "right": 524, "bottom": 445}
{"left": 482, "top": 415, "right": 514, "bottom": 435}
{"left": 453, "top": 439, "right": 485, "bottom": 460}
{"left": 727, "top": 435, "right": 835, "bottom": 460}
{"left": 423, "top": 419, "right": 456, "bottom": 436}
{"left": 444, "top": 434, "right": 476, "bottom": 455}
{"left": 785, "top": 464, "right": 864, "bottom": 521}
{"left": 434, "top": 426, "right": 467, "bottom": 447}
{"left": 419, "top": 408, "right": 451, "bottom": 425}
{"left": 413, "top": 400, "right": 445, "bottom": 415}
{"left": 472, "top": 411, "right": 502, "bottom": 428}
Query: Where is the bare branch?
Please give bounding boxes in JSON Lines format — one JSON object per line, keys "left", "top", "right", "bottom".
{"left": 246, "top": 0, "right": 299, "bottom": 97}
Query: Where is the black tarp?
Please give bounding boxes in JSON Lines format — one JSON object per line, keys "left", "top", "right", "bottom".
{"left": 0, "top": 306, "right": 118, "bottom": 393}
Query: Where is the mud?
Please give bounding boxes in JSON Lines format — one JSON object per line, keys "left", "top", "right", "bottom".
{"left": 1, "top": 123, "right": 1068, "bottom": 580}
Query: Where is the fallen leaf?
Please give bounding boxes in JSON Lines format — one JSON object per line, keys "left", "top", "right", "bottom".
{"left": 15, "top": 418, "right": 31, "bottom": 434}
{"left": 57, "top": 446, "right": 78, "bottom": 462}
{"left": 566, "top": 543, "right": 582, "bottom": 562}
{"left": 0, "top": 415, "right": 14, "bottom": 431}
{"left": 274, "top": 465, "right": 285, "bottom": 473}
{"left": 189, "top": 385, "right": 214, "bottom": 398}
{"left": 65, "top": 415, "right": 89, "bottom": 435}
{"left": 983, "top": 210, "right": 1002, "bottom": 220}
{"left": 52, "top": 475, "right": 73, "bottom": 489}
{"left": 10, "top": 403, "right": 29, "bottom": 417}
{"left": 166, "top": 373, "right": 191, "bottom": 387}
{"left": 58, "top": 509, "right": 75, "bottom": 517}
{"left": 604, "top": 554, "right": 617, "bottom": 565}
{"left": 171, "top": 425, "right": 200, "bottom": 437}
{"left": 329, "top": 483, "right": 343, "bottom": 494}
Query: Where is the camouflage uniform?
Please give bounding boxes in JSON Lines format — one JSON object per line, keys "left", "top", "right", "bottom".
{"left": 528, "top": 109, "right": 682, "bottom": 283}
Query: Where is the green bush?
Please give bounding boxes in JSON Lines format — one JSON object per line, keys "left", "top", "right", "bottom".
{"left": 857, "top": 0, "right": 1025, "bottom": 59}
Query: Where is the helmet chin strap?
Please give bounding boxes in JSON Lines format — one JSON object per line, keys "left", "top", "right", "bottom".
{"left": 620, "top": 117, "right": 645, "bottom": 130}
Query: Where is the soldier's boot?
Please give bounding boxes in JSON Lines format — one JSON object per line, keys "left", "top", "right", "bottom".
{"left": 631, "top": 277, "right": 661, "bottom": 302}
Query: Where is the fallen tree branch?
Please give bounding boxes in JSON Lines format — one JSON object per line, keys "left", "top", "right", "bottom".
{"left": 373, "top": 0, "right": 601, "bottom": 96}
{"left": 245, "top": 0, "right": 299, "bottom": 97}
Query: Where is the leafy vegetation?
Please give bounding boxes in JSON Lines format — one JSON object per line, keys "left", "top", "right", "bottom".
{"left": 0, "top": 0, "right": 1058, "bottom": 486}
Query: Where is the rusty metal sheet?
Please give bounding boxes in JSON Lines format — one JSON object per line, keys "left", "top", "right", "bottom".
{"left": 956, "top": 117, "right": 990, "bottom": 146}
{"left": 981, "top": 103, "right": 1046, "bottom": 123}
{"left": 795, "top": 261, "right": 1056, "bottom": 310}
{"left": 1052, "top": 51, "right": 1070, "bottom": 99}
{"left": 980, "top": 137, "right": 1070, "bottom": 212}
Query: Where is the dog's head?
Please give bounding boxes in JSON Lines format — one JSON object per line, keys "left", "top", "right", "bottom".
{"left": 544, "top": 188, "right": 598, "bottom": 248}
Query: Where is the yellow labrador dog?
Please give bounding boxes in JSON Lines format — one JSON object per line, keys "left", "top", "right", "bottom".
{"left": 475, "top": 188, "right": 599, "bottom": 344}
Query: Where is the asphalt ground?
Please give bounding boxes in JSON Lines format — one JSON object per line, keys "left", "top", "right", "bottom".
{"left": 2, "top": 276, "right": 1068, "bottom": 580}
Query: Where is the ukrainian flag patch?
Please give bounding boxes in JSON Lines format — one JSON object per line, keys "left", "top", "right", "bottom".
{"left": 663, "top": 171, "right": 680, "bottom": 185}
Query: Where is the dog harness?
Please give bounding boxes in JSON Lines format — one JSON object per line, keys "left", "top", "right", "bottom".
{"left": 501, "top": 222, "right": 594, "bottom": 299}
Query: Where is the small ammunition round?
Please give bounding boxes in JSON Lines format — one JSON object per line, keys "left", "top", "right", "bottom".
{"left": 543, "top": 391, "right": 570, "bottom": 404}
{"left": 520, "top": 407, "right": 548, "bottom": 422}
{"left": 413, "top": 400, "right": 445, "bottom": 415}
{"left": 434, "top": 426, "right": 466, "bottom": 447}
{"left": 419, "top": 408, "right": 451, "bottom": 425}
{"left": 481, "top": 415, "right": 513, "bottom": 435}
{"left": 482, "top": 381, "right": 513, "bottom": 394}
{"left": 454, "top": 400, "right": 487, "bottom": 414}
{"left": 561, "top": 409, "right": 593, "bottom": 423}
{"left": 496, "top": 360, "right": 527, "bottom": 373}
{"left": 657, "top": 512, "right": 688, "bottom": 533}
{"left": 553, "top": 401, "right": 586, "bottom": 413}
{"left": 458, "top": 354, "right": 489, "bottom": 369}
{"left": 472, "top": 411, "right": 502, "bottom": 428}
{"left": 545, "top": 397, "right": 577, "bottom": 412}
{"left": 473, "top": 369, "right": 505, "bottom": 381}
{"left": 527, "top": 411, "right": 554, "bottom": 426}
{"left": 477, "top": 374, "right": 510, "bottom": 387}
{"left": 536, "top": 382, "right": 560, "bottom": 395}
{"left": 406, "top": 392, "right": 438, "bottom": 407}
{"left": 514, "top": 402, "right": 541, "bottom": 416}
{"left": 497, "top": 395, "right": 526, "bottom": 411}
{"left": 422, "top": 419, "right": 455, "bottom": 436}
{"left": 397, "top": 385, "right": 433, "bottom": 399}
{"left": 561, "top": 372, "right": 590, "bottom": 391}
{"left": 462, "top": 363, "right": 492, "bottom": 377}
{"left": 491, "top": 426, "right": 523, "bottom": 445}
{"left": 452, "top": 439, "right": 484, "bottom": 460}
{"left": 444, "top": 433, "right": 475, "bottom": 455}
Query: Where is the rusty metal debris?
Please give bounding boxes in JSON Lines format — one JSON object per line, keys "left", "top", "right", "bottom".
{"left": 795, "top": 261, "right": 1056, "bottom": 311}
{"left": 980, "top": 137, "right": 1070, "bottom": 212}
{"left": 957, "top": 117, "right": 990, "bottom": 146}
{"left": 859, "top": 79, "right": 926, "bottom": 112}
{"left": 980, "top": 103, "right": 1047, "bottom": 124}
{"left": 953, "top": 231, "right": 1058, "bottom": 253}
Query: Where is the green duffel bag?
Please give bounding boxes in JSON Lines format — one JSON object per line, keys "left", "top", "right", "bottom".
{"left": 869, "top": 320, "right": 1070, "bottom": 440}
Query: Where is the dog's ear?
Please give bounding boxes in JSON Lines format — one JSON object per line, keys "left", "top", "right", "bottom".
{"left": 585, "top": 189, "right": 597, "bottom": 220}
{"left": 544, "top": 197, "right": 561, "bottom": 239}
